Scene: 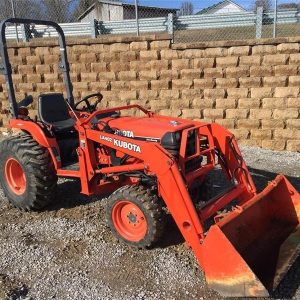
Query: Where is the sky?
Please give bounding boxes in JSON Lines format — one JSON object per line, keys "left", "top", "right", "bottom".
{"left": 124, "top": 0, "right": 300, "bottom": 12}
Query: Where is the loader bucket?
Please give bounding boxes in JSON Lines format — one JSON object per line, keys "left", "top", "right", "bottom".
{"left": 201, "top": 175, "right": 300, "bottom": 297}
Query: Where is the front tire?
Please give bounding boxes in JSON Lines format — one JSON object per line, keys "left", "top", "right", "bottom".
{"left": 0, "top": 133, "right": 57, "bottom": 210}
{"left": 106, "top": 185, "right": 165, "bottom": 248}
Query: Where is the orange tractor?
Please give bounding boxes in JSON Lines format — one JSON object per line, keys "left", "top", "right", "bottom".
{"left": 0, "top": 18, "right": 300, "bottom": 297}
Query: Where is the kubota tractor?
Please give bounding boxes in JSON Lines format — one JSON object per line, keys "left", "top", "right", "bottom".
{"left": 0, "top": 18, "right": 300, "bottom": 297}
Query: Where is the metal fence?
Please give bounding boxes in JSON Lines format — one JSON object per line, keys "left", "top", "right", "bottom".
{"left": 1, "top": 0, "right": 300, "bottom": 43}
{"left": 174, "top": 8, "right": 300, "bottom": 43}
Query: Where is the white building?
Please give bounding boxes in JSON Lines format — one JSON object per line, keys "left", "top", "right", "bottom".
{"left": 196, "top": 0, "right": 247, "bottom": 15}
{"left": 78, "top": 0, "right": 178, "bottom": 22}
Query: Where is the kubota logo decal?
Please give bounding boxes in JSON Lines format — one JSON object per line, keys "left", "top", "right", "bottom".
{"left": 100, "top": 135, "right": 141, "bottom": 153}
{"left": 113, "top": 139, "right": 141, "bottom": 153}
{"left": 114, "top": 129, "right": 134, "bottom": 138}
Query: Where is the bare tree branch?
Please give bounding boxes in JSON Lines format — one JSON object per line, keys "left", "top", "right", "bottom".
{"left": 72, "top": 0, "right": 97, "bottom": 21}
{"left": 278, "top": 2, "right": 300, "bottom": 9}
{"left": 41, "top": 0, "right": 71, "bottom": 23}
{"left": 179, "top": 1, "right": 194, "bottom": 16}
{"left": 253, "top": 0, "right": 272, "bottom": 12}
{"left": 0, "top": 0, "right": 44, "bottom": 20}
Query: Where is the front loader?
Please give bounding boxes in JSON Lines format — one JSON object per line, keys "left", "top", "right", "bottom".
{"left": 0, "top": 18, "right": 299, "bottom": 297}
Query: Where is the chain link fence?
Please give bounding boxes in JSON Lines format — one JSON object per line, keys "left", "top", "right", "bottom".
{"left": 258, "top": 0, "right": 300, "bottom": 39}
{"left": 0, "top": 0, "right": 74, "bottom": 23}
{"left": 1, "top": 0, "right": 299, "bottom": 43}
{"left": 173, "top": 0, "right": 300, "bottom": 43}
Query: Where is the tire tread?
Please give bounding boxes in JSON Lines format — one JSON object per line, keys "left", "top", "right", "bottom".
{"left": 0, "top": 133, "right": 57, "bottom": 210}
{"left": 106, "top": 185, "right": 165, "bottom": 248}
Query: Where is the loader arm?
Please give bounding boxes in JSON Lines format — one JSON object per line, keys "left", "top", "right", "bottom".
{"left": 85, "top": 125, "right": 209, "bottom": 252}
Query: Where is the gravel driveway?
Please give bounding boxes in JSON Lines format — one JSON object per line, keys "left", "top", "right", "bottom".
{"left": 0, "top": 143, "right": 299, "bottom": 300}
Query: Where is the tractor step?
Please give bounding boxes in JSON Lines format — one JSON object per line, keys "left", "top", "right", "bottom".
{"left": 61, "top": 162, "right": 79, "bottom": 171}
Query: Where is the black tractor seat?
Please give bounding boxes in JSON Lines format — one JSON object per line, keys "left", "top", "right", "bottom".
{"left": 38, "top": 93, "right": 76, "bottom": 133}
{"left": 38, "top": 93, "right": 79, "bottom": 165}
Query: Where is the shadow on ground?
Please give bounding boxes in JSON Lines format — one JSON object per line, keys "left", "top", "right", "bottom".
{"left": 249, "top": 167, "right": 300, "bottom": 193}
{"left": 272, "top": 255, "right": 300, "bottom": 299}
{"left": 44, "top": 179, "right": 100, "bottom": 212}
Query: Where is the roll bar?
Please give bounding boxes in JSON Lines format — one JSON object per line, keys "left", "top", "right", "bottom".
{"left": 0, "top": 18, "right": 74, "bottom": 118}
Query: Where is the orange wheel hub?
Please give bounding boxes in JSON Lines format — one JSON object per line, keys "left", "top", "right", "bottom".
{"left": 112, "top": 200, "right": 147, "bottom": 242}
{"left": 5, "top": 158, "right": 26, "bottom": 195}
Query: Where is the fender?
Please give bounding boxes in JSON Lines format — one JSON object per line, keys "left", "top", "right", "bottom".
{"left": 9, "top": 119, "right": 61, "bottom": 169}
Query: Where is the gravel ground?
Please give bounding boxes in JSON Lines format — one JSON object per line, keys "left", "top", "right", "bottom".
{"left": 0, "top": 143, "right": 299, "bottom": 300}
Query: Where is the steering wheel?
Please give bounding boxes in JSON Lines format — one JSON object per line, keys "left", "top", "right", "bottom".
{"left": 75, "top": 93, "right": 103, "bottom": 113}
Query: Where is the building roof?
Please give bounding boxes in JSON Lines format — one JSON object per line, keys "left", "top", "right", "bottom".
{"left": 123, "top": 2, "right": 178, "bottom": 11}
{"left": 78, "top": 0, "right": 178, "bottom": 21}
{"left": 196, "top": 0, "right": 247, "bottom": 15}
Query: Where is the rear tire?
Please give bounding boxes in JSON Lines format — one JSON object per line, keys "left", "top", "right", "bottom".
{"left": 0, "top": 133, "right": 57, "bottom": 210}
{"left": 106, "top": 185, "right": 165, "bottom": 248}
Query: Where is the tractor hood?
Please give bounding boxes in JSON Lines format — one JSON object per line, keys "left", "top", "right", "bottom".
{"left": 103, "top": 115, "right": 195, "bottom": 142}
